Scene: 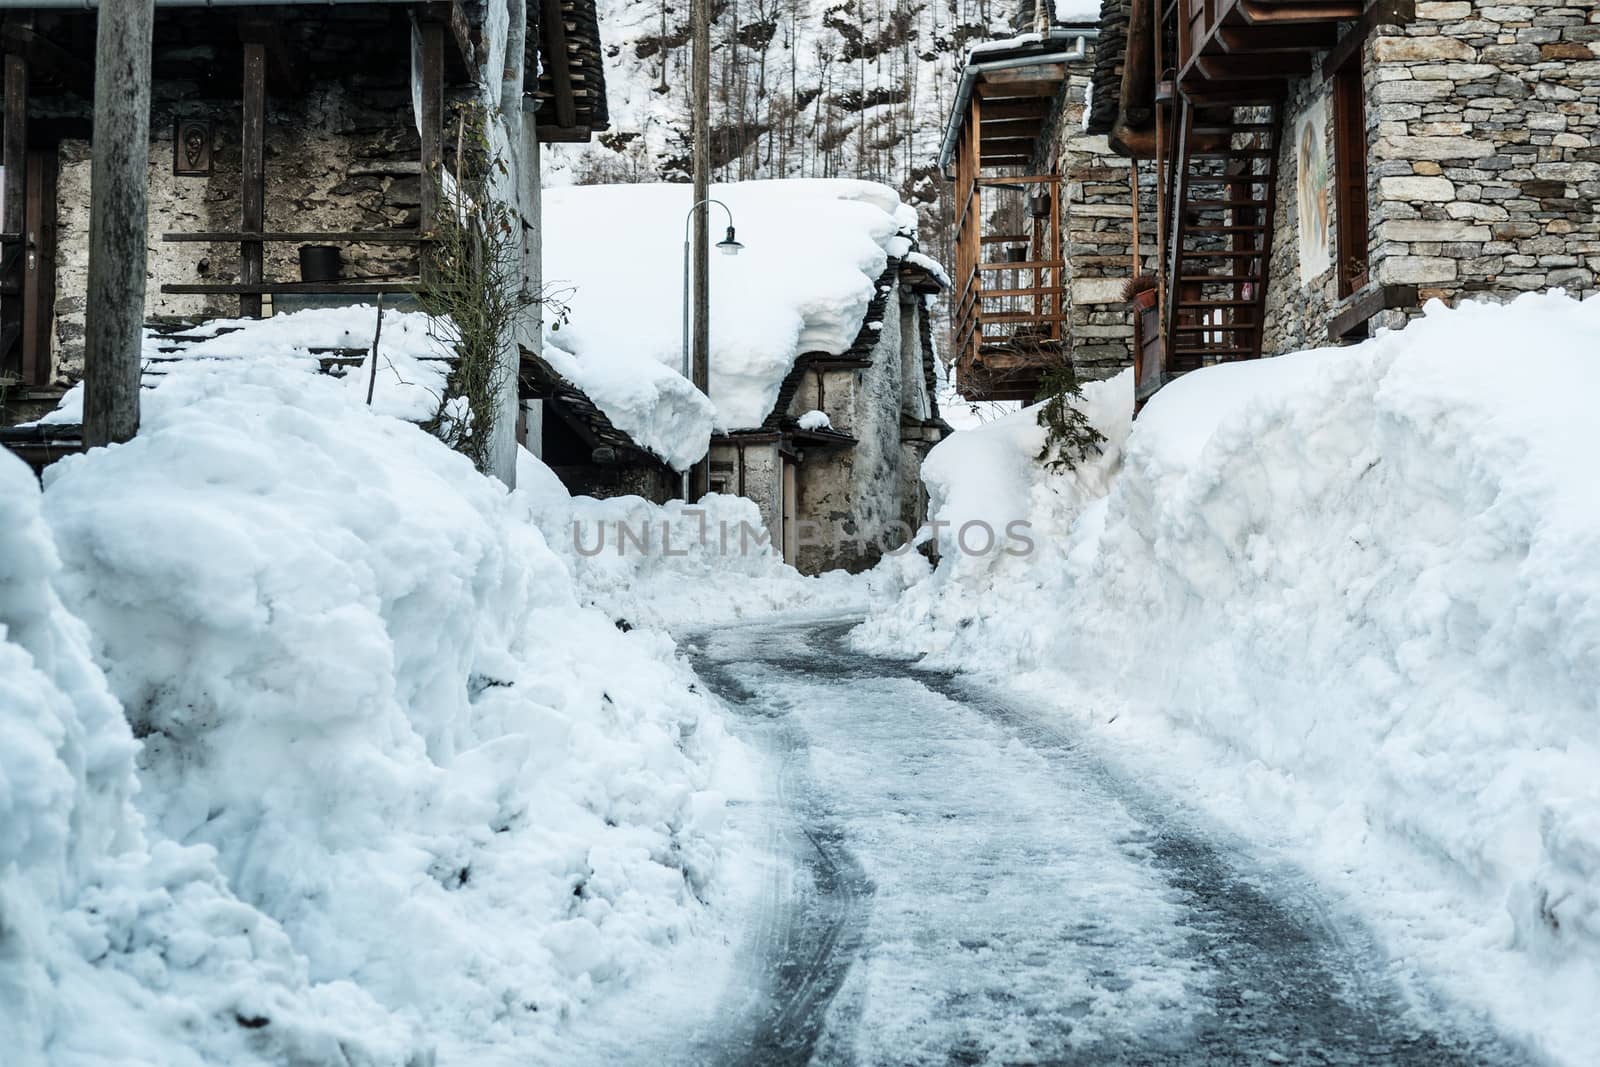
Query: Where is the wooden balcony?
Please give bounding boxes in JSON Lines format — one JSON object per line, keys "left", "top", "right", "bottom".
{"left": 948, "top": 59, "right": 1070, "bottom": 402}
{"left": 1172, "top": 0, "right": 1360, "bottom": 96}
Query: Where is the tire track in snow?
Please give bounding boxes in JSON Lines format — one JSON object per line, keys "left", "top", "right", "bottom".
{"left": 680, "top": 618, "right": 1532, "bottom": 1066}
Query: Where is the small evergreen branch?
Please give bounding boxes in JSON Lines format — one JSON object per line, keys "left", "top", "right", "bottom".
{"left": 1033, "top": 364, "right": 1106, "bottom": 472}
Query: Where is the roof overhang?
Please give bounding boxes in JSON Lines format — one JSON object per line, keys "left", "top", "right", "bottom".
{"left": 938, "top": 26, "right": 1100, "bottom": 177}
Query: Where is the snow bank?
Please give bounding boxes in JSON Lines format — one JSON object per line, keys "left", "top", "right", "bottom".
{"left": 38, "top": 306, "right": 455, "bottom": 428}
{"left": 22, "top": 352, "right": 747, "bottom": 1061}
{"left": 0, "top": 452, "right": 412, "bottom": 1067}
{"left": 864, "top": 291, "right": 1600, "bottom": 1062}
{"left": 542, "top": 179, "right": 918, "bottom": 451}
{"left": 515, "top": 449, "right": 879, "bottom": 632}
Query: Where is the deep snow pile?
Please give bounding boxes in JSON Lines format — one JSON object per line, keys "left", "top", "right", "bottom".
{"left": 861, "top": 291, "right": 1600, "bottom": 1062}
{"left": 542, "top": 179, "right": 918, "bottom": 459}
{"left": 10, "top": 350, "right": 748, "bottom": 1063}
{"left": 516, "top": 451, "right": 879, "bottom": 632}
{"left": 0, "top": 452, "right": 414, "bottom": 1067}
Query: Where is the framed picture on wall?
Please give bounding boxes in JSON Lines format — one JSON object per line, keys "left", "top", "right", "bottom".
{"left": 1294, "top": 98, "right": 1332, "bottom": 285}
{"left": 174, "top": 119, "right": 213, "bottom": 177}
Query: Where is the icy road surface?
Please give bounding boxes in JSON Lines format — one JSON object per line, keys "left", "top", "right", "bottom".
{"left": 557, "top": 618, "right": 1530, "bottom": 1067}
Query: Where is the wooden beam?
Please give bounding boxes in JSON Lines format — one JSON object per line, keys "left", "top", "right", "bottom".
{"left": 975, "top": 99, "right": 1052, "bottom": 121}
{"left": 975, "top": 79, "right": 1064, "bottom": 99}
{"left": 240, "top": 40, "right": 265, "bottom": 317}
{"left": 83, "top": 0, "right": 154, "bottom": 448}
{"left": 163, "top": 230, "right": 424, "bottom": 244}
{"left": 1193, "top": 53, "right": 1312, "bottom": 81}
{"left": 1328, "top": 283, "right": 1415, "bottom": 340}
{"left": 418, "top": 19, "right": 443, "bottom": 279}
{"left": 980, "top": 64, "right": 1066, "bottom": 86}
{"left": 1236, "top": 0, "right": 1361, "bottom": 24}
{"left": 1217, "top": 24, "right": 1339, "bottom": 53}
{"left": 540, "top": 0, "right": 577, "bottom": 131}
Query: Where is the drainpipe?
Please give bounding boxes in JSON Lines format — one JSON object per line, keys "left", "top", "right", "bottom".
{"left": 937, "top": 30, "right": 1100, "bottom": 179}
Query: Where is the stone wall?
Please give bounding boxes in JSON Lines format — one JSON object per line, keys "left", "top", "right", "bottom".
{"left": 1264, "top": 0, "right": 1600, "bottom": 352}
{"left": 1368, "top": 2, "right": 1599, "bottom": 302}
{"left": 48, "top": 12, "right": 421, "bottom": 380}
{"left": 791, "top": 284, "right": 911, "bottom": 575}
{"left": 1055, "top": 66, "right": 1139, "bottom": 382}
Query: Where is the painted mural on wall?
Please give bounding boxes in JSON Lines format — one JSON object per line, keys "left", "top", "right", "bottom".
{"left": 1294, "top": 97, "right": 1331, "bottom": 285}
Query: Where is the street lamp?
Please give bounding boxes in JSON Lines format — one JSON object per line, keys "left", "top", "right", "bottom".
{"left": 682, "top": 198, "right": 742, "bottom": 499}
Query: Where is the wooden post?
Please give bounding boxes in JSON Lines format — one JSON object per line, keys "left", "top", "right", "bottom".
{"left": 2, "top": 50, "right": 27, "bottom": 378}
{"left": 690, "top": 0, "right": 712, "bottom": 499}
{"left": 83, "top": 0, "right": 156, "bottom": 448}
{"left": 419, "top": 20, "right": 444, "bottom": 282}
{"left": 240, "top": 39, "right": 265, "bottom": 317}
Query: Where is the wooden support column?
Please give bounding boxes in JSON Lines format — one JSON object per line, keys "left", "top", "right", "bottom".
{"left": 418, "top": 19, "right": 444, "bottom": 281}
{"left": 2, "top": 54, "right": 24, "bottom": 240}
{"left": 83, "top": 0, "right": 156, "bottom": 448}
{"left": 3, "top": 49, "right": 27, "bottom": 376}
{"left": 690, "top": 0, "right": 711, "bottom": 499}
{"left": 240, "top": 38, "right": 265, "bottom": 317}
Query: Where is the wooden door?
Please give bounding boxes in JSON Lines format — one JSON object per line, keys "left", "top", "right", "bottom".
{"left": 21, "top": 146, "right": 57, "bottom": 384}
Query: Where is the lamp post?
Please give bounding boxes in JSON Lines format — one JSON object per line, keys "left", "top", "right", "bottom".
{"left": 681, "top": 197, "right": 744, "bottom": 500}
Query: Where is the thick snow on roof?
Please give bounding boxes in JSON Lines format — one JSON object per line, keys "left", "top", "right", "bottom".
{"left": 542, "top": 179, "right": 920, "bottom": 455}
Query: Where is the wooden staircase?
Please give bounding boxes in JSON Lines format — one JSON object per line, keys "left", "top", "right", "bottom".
{"left": 1162, "top": 95, "right": 1284, "bottom": 375}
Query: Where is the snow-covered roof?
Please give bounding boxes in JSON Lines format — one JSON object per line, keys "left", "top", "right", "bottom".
{"left": 542, "top": 179, "right": 925, "bottom": 465}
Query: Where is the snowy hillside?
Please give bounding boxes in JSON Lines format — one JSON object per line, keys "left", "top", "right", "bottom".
{"left": 859, "top": 291, "right": 1600, "bottom": 1064}
{"left": 551, "top": 1, "right": 1028, "bottom": 190}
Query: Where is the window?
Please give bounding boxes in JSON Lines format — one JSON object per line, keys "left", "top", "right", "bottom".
{"left": 1332, "top": 56, "right": 1369, "bottom": 298}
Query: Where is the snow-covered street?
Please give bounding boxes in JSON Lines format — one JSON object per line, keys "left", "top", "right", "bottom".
{"left": 561, "top": 617, "right": 1531, "bottom": 1066}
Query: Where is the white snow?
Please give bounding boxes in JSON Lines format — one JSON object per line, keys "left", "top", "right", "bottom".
{"left": 0, "top": 451, "right": 412, "bottom": 1067}
{"left": 797, "top": 409, "right": 832, "bottom": 431}
{"left": 37, "top": 306, "right": 457, "bottom": 429}
{"left": 8, "top": 345, "right": 756, "bottom": 1063}
{"left": 516, "top": 449, "right": 882, "bottom": 632}
{"left": 541, "top": 179, "right": 920, "bottom": 454}
{"left": 861, "top": 290, "right": 1600, "bottom": 1064}
{"left": 1054, "top": 0, "right": 1103, "bottom": 24}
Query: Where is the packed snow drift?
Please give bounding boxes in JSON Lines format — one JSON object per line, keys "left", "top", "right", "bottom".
{"left": 861, "top": 290, "right": 1600, "bottom": 1064}
{"left": 5, "top": 326, "right": 758, "bottom": 1065}
{"left": 542, "top": 179, "right": 920, "bottom": 463}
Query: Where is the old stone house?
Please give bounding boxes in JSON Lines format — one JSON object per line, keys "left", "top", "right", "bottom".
{"left": 0, "top": 0, "right": 607, "bottom": 484}
{"left": 945, "top": 0, "right": 1600, "bottom": 405}
{"left": 524, "top": 185, "right": 947, "bottom": 575}
{"left": 708, "top": 255, "right": 948, "bottom": 575}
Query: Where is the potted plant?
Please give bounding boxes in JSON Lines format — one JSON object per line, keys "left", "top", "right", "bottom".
{"left": 1005, "top": 243, "right": 1029, "bottom": 263}
{"left": 1029, "top": 191, "right": 1052, "bottom": 219}
{"left": 1123, "top": 273, "right": 1158, "bottom": 311}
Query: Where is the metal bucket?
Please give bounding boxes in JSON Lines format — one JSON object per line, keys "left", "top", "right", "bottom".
{"left": 298, "top": 244, "right": 343, "bottom": 283}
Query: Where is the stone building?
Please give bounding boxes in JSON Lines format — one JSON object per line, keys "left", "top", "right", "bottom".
{"left": 943, "top": 0, "right": 1599, "bottom": 406}
{"left": 0, "top": 0, "right": 608, "bottom": 485}
{"left": 1083, "top": 0, "right": 1600, "bottom": 402}
{"left": 938, "top": 3, "right": 1136, "bottom": 402}
{"left": 524, "top": 252, "right": 949, "bottom": 575}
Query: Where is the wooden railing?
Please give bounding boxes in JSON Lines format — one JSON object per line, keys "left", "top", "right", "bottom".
{"left": 952, "top": 172, "right": 1066, "bottom": 396}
